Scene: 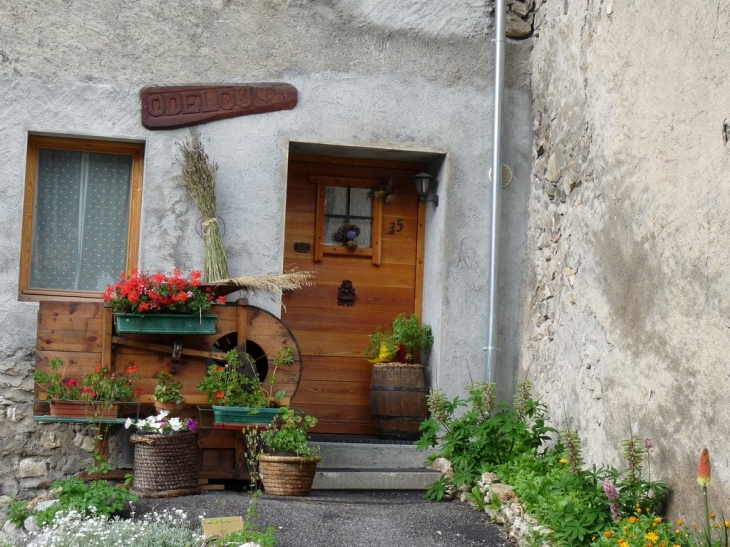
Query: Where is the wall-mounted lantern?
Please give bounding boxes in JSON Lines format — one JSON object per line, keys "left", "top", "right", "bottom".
{"left": 413, "top": 173, "right": 439, "bottom": 206}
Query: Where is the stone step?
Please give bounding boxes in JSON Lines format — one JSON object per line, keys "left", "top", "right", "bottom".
{"left": 312, "top": 468, "right": 441, "bottom": 490}
{"left": 307, "top": 438, "right": 440, "bottom": 490}
{"left": 312, "top": 440, "right": 435, "bottom": 469}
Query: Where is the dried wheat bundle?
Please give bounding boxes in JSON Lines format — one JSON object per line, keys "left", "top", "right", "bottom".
{"left": 211, "top": 270, "right": 316, "bottom": 296}
{"left": 177, "top": 139, "right": 230, "bottom": 282}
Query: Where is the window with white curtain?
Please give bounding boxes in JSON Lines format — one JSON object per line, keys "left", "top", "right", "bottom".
{"left": 20, "top": 136, "right": 144, "bottom": 299}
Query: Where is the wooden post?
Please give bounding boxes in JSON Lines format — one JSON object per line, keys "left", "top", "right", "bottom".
{"left": 102, "top": 306, "right": 113, "bottom": 371}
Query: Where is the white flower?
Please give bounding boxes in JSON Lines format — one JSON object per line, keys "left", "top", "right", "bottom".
{"left": 124, "top": 418, "right": 133, "bottom": 429}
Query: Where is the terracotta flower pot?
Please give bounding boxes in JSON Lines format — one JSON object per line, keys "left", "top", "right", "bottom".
{"left": 154, "top": 400, "right": 185, "bottom": 414}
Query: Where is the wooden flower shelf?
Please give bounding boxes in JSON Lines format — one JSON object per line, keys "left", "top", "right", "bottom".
{"left": 34, "top": 298, "right": 302, "bottom": 481}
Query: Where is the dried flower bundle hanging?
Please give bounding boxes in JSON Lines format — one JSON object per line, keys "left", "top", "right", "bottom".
{"left": 210, "top": 270, "right": 316, "bottom": 298}
{"left": 177, "top": 139, "right": 230, "bottom": 283}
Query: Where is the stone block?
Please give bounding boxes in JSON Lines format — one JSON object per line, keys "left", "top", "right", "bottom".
{"left": 510, "top": 0, "right": 530, "bottom": 17}
{"left": 17, "top": 459, "right": 46, "bottom": 479}
{"left": 506, "top": 13, "right": 532, "bottom": 38}
{"left": 546, "top": 154, "right": 560, "bottom": 182}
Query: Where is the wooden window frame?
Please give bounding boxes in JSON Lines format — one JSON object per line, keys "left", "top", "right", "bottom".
{"left": 310, "top": 175, "right": 382, "bottom": 265}
{"left": 18, "top": 135, "right": 144, "bottom": 301}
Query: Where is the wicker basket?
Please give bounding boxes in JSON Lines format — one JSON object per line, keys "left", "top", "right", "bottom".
{"left": 130, "top": 430, "right": 201, "bottom": 498}
{"left": 258, "top": 454, "right": 322, "bottom": 496}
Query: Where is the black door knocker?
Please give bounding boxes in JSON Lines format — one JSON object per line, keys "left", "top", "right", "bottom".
{"left": 337, "top": 280, "right": 356, "bottom": 307}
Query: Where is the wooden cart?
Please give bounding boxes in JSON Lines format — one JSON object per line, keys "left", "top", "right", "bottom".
{"left": 33, "top": 298, "right": 302, "bottom": 481}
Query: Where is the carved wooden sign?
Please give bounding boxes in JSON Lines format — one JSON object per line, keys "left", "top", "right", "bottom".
{"left": 140, "top": 83, "right": 298, "bottom": 129}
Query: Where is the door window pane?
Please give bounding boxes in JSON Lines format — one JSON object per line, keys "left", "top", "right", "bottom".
{"left": 323, "top": 186, "right": 373, "bottom": 247}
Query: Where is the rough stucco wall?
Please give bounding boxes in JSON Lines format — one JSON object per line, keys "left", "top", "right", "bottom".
{"left": 527, "top": 0, "right": 730, "bottom": 518}
{"left": 0, "top": 0, "right": 533, "bottom": 503}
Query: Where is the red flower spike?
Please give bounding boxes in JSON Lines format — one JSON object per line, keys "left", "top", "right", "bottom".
{"left": 698, "top": 448, "right": 711, "bottom": 487}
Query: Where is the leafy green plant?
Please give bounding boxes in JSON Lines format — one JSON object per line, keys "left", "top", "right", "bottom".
{"left": 153, "top": 371, "right": 184, "bottom": 404}
{"left": 210, "top": 491, "right": 277, "bottom": 547}
{"left": 465, "top": 485, "right": 487, "bottom": 511}
{"left": 365, "top": 313, "right": 433, "bottom": 364}
{"left": 261, "top": 406, "right": 319, "bottom": 458}
{"left": 264, "top": 345, "right": 296, "bottom": 402}
{"left": 197, "top": 349, "right": 271, "bottom": 407}
{"left": 3, "top": 496, "right": 30, "bottom": 527}
{"left": 36, "top": 360, "right": 141, "bottom": 403}
{"left": 418, "top": 381, "right": 555, "bottom": 495}
{"left": 242, "top": 426, "right": 265, "bottom": 490}
{"left": 33, "top": 477, "right": 138, "bottom": 527}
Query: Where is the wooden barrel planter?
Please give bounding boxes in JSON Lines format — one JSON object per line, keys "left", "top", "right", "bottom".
{"left": 370, "top": 363, "right": 429, "bottom": 440}
{"left": 130, "top": 430, "right": 201, "bottom": 498}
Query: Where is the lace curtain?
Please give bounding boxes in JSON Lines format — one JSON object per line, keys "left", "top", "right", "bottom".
{"left": 31, "top": 149, "right": 132, "bottom": 292}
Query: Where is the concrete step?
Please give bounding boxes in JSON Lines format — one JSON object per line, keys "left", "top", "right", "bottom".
{"left": 313, "top": 440, "right": 434, "bottom": 469}
{"left": 307, "top": 438, "right": 440, "bottom": 490}
{"left": 312, "top": 468, "right": 440, "bottom": 490}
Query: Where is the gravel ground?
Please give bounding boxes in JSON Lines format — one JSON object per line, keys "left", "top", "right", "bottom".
{"left": 128, "top": 490, "right": 510, "bottom": 547}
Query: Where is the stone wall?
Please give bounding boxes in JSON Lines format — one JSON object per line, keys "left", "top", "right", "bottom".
{"left": 525, "top": 0, "right": 730, "bottom": 519}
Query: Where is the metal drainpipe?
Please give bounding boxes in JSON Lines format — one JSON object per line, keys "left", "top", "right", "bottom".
{"left": 486, "top": 0, "right": 506, "bottom": 383}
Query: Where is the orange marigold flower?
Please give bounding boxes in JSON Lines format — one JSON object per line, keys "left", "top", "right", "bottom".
{"left": 692, "top": 524, "right": 698, "bottom": 531}
{"left": 710, "top": 513, "right": 716, "bottom": 519}
{"left": 215, "top": 391, "right": 225, "bottom": 399}
{"left": 604, "top": 531, "right": 613, "bottom": 538}
{"left": 698, "top": 448, "right": 711, "bottom": 487}
{"left": 676, "top": 520, "right": 683, "bottom": 526}
{"left": 654, "top": 517, "right": 662, "bottom": 523}
{"left": 628, "top": 516, "right": 639, "bottom": 524}
{"left": 637, "top": 507, "right": 642, "bottom": 513}
{"left": 646, "top": 532, "right": 659, "bottom": 542}
{"left": 724, "top": 520, "right": 730, "bottom": 528}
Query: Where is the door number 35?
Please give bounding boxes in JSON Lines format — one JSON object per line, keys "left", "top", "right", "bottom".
{"left": 386, "top": 219, "right": 404, "bottom": 235}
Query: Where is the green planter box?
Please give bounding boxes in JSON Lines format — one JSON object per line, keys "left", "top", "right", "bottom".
{"left": 114, "top": 313, "right": 218, "bottom": 335}
{"left": 212, "top": 406, "right": 279, "bottom": 426}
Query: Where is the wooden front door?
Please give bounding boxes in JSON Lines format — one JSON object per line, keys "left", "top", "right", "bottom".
{"left": 283, "top": 153, "right": 426, "bottom": 435}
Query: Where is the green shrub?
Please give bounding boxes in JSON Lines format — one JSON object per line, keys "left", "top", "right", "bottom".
{"left": 418, "top": 381, "right": 555, "bottom": 493}
{"left": 3, "top": 496, "right": 30, "bottom": 527}
{"left": 33, "top": 477, "right": 137, "bottom": 527}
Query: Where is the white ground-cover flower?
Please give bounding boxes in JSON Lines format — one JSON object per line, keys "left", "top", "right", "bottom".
{"left": 24, "top": 507, "right": 204, "bottom": 547}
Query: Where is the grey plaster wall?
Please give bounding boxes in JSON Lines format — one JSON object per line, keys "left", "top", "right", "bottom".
{"left": 0, "top": 0, "right": 533, "bottom": 502}
{"left": 526, "top": 0, "right": 730, "bottom": 519}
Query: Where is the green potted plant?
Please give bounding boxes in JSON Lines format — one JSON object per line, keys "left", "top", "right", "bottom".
{"left": 258, "top": 407, "right": 322, "bottom": 496}
{"left": 197, "top": 349, "right": 282, "bottom": 427}
{"left": 153, "top": 371, "right": 185, "bottom": 414}
{"left": 364, "top": 313, "right": 433, "bottom": 440}
{"left": 34, "top": 358, "right": 141, "bottom": 418}
{"left": 103, "top": 268, "right": 227, "bottom": 335}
